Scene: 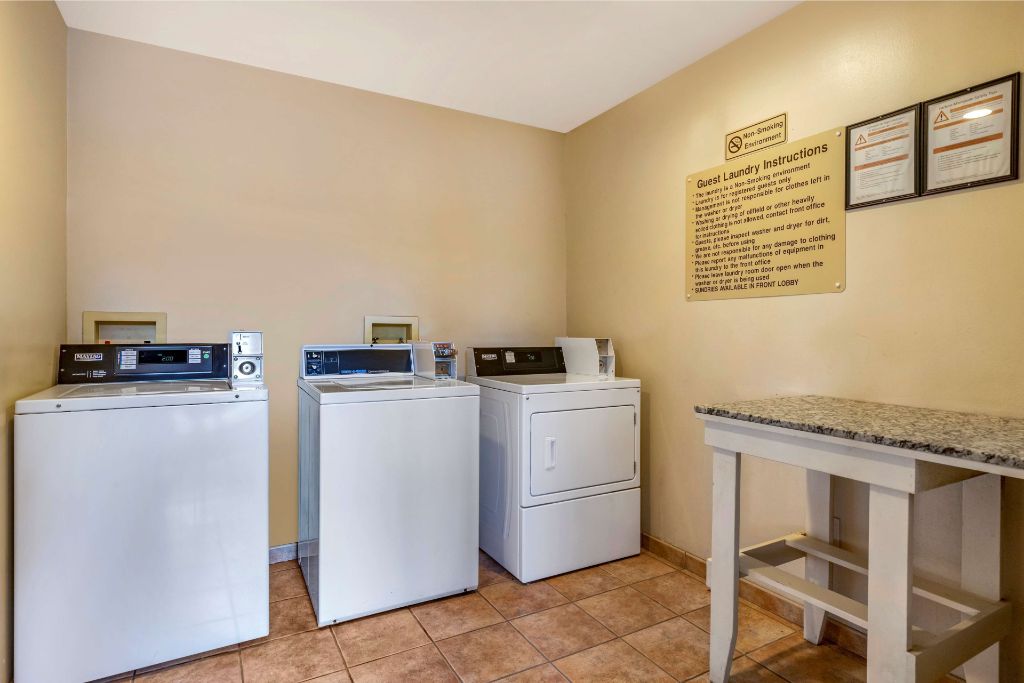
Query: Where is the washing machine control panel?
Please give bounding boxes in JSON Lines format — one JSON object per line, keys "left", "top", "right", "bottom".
{"left": 58, "top": 344, "right": 230, "bottom": 383}
{"left": 302, "top": 345, "right": 414, "bottom": 379}
{"left": 117, "top": 346, "right": 214, "bottom": 374}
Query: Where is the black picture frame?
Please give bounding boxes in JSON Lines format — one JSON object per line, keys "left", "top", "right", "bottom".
{"left": 920, "top": 72, "right": 1020, "bottom": 196}
{"left": 845, "top": 104, "right": 921, "bottom": 210}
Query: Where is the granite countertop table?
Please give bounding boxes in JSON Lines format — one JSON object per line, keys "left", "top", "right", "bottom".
{"left": 694, "top": 395, "right": 1024, "bottom": 471}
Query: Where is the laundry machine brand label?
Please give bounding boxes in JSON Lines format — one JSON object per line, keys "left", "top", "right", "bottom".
{"left": 59, "top": 343, "right": 231, "bottom": 383}
{"left": 482, "top": 354, "right": 498, "bottom": 361}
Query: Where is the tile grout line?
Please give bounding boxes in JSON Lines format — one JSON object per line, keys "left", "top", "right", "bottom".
{"left": 334, "top": 607, "right": 446, "bottom": 672}
{"left": 475, "top": 584, "right": 505, "bottom": 617}
{"left": 628, "top": 576, "right": 711, "bottom": 617}
{"left": 545, "top": 566, "right": 656, "bottom": 603}
{"left": 547, "top": 637, "right": 675, "bottom": 682}
{"left": 135, "top": 556, "right": 704, "bottom": 682}
{"left": 424, "top": 611, "right": 545, "bottom": 664}
{"left": 396, "top": 604, "right": 473, "bottom": 676}
{"left": 547, "top": 581, "right": 622, "bottom": 602}
{"left": 332, "top": 547, "right": 865, "bottom": 683}
{"left": 550, "top": 563, "right": 708, "bottom": 680}
{"left": 618, "top": 636, "right": 677, "bottom": 681}
{"left": 406, "top": 603, "right": 433, "bottom": 642}
{"left": 677, "top": 598, "right": 800, "bottom": 665}
{"left": 237, "top": 647, "right": 247, "bottom": 683}
{"left": 476, "top": 581, "right": 573, "bottom": 622}
{"left": 407, "top": 600, "right": 516, "bottom": 652}
{"left": 423, "top": 574, "right": 558, "bottom": 681}
{"left": 432, "top": 635, "right": 471, "bottom": 682}
{"left": 551, "top": 588, "right": 687, "bottom": 679}
{"left": 327, "top": 620, "right": 349, "bottom": 675}
{"left": 242, "top": 595, "right": 323, "bottom": 650}
{"left": 372, "top": 587, "right": 789, "bottom": 682}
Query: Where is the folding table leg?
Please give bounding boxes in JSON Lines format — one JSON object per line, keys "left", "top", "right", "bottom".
{"left": 962, "top": 474, "right": 1002, "bottom": 683}
{"left": 709, "top": 448, "right": 741, "bottom": 683}
{"left": 868, "top": 484, "right": 912, "bottom": 682}
{"left": 804, "top": 470, "right": 832, "bottom": 644}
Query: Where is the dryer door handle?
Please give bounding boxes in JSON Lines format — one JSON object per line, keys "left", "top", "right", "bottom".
{"left": 544, "top": 437, "right": 557, "bottom": 470}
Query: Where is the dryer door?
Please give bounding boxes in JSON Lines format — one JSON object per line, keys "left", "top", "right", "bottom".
{"left": 529, "top": 406, "right": 635, "bottom": 497}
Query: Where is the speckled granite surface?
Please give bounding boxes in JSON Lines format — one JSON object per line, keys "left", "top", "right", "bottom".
{"left": 694, "top": 395, "right": 1024, "bottom": 470}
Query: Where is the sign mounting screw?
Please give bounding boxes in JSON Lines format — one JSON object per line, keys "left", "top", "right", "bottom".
{"left": 835, "top": 281, "right": 841, "bottom": 288}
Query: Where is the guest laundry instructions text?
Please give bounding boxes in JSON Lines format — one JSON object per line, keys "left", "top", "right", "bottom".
{"left": 687, "top": 129, "right": 847, "bottom": 301}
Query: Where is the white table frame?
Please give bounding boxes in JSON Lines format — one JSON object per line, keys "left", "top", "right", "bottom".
{"left": 699, "top": 414, "right": 1017, "bottom": 683}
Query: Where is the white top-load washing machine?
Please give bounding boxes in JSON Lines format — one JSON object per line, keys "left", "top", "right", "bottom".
{"left": 298, "top": 343, "right": 480, "bottom": 626}
{"left": 15, "top": 340, "right": 269, "bottom": 683}
{"left": 466, "top": 346, "right": 641, "bottom": 583}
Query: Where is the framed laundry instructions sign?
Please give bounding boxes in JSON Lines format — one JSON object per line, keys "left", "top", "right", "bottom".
{"left": 686, "top": 128, "right": 846, "bottom": 301}
{"left": 923, "top": 72, "right": 1020, "bottom": 194}
{"left": 846, "top": 105, "right": 920, "bottom": 209}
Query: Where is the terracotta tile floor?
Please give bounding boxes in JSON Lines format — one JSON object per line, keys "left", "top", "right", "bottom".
{"left": 102, "top": 552, "right": 898, "bottom": 682}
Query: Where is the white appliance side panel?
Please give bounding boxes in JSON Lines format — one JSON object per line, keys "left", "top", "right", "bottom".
{"left": 298, "top": 389, "right": 321, "bottom": 618}
{"left": 555, "top": 337, "right": 600, "bottom": 375}
{"left": 478, "top": 387, "right": 521, "bottom": 578}
{"left": 317, "top": 396, "right": 479, "bottom": 624}
{"left": 15, "top": 401, "right": 269, "bottom": 683}
{"left": 520, "top": 489, "right": 641, "bottom": 583}
{"left": 530, "top": 405, "right": 635, "bottom": 496}
{"left": 521, "top": 387, "right": 641, "bottom": 507}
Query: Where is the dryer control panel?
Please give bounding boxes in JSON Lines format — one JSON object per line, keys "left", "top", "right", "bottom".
{"left": 58, "top": 344, "right": 230, "bottom": 383}
{"left": 465, "top": 347, "right": 567, "bottom": 377}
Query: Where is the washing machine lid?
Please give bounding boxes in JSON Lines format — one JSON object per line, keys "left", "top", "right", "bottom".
{"left": 467, "top": 373, "right": 640, "bottom": 394}
{"left": 15, "top": 380, "right": 268, "bottom": 414}
{"left": 298, "top": 376, "right": 479, "bottom": 404}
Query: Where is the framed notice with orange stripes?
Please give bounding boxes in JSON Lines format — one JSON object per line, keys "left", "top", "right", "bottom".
{"left": 846, "top": 104, "right": 921, "bottom": 209}
{"left": 922, "top": 73, "right": 1019, "bottom": 195}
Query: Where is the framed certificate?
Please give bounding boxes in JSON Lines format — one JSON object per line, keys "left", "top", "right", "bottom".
{"left": 846, "top": 104, "right": 920, "bottom": 209}
{"left": 922, "top": 73, "right": 1020, "bottom": 195}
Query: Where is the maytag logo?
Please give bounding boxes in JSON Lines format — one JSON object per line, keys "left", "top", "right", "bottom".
{"left": 74, "top": 352, "right": 103, "bottom": 362}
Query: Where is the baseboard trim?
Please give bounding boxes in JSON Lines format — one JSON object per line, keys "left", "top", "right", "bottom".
{"left": 641, "top": 532, "right": 867, "bottom": 658}
{"left": 270, "top": 542, "right": 298, "bottom": 564}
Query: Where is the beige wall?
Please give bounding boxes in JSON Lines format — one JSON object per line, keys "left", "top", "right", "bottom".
{"left": 565, "top": 0, "right": 1024, "bottom": 673}
{"left": 66, "top": 30, "right": 567, "bottom": 546}
{"left": 0, "top": 2, "right": 67, "bottom": 679}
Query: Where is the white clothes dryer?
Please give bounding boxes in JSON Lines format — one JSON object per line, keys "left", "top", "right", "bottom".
{"left": 466, "top": 346, "right": 641, "bottom": 583}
